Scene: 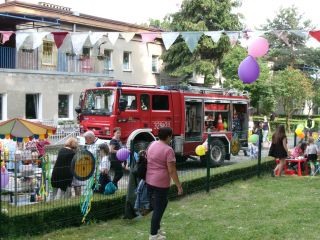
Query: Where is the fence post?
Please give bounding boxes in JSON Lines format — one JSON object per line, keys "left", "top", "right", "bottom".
{"left": 206, "top": 135, "right": 211, "bottom": 193}
{"left": 257, "top": 128, "right": 262, "bottom": 177}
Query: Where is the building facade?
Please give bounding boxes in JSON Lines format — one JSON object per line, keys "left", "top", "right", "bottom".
{"left": 0, "top": 1, "right": 169, "bottom": 123}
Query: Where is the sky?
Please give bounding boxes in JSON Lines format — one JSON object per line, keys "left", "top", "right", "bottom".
{"left": 1, "top": 0, "right": 319, "bottom": 29}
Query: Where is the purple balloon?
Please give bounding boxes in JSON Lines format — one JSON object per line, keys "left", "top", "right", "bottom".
{"left": 116, "top": 148, "right": 130, "bottom": 161}
{"left": 1, "top": 166, "right": 9, "bottom": 188}
{"left": 238, "top": 56, "right": 260, "bottom": 84}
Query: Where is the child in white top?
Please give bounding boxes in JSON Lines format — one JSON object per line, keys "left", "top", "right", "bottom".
{"left": 96, "top": 143, "right": 111, "bottom": 193}
{"left": 306, "top": 138, "right": 319, "bottom": 175}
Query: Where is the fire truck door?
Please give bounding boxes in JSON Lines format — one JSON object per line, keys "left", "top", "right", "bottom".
{"left": 139, "top": 94, "right": 151, "bottom": 128}
{"left": 117, "top": 93, "right": 140, "bottom": 140}
{"left": 185, "top": 99, "right": 203, "bottom": 142}
{"left": 150, "top": 94, "right": 173, "bottom": 135}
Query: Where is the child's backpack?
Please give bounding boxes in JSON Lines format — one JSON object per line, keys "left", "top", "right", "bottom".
{"left": 135, "top": 150, "right": 147, "bottom": 180}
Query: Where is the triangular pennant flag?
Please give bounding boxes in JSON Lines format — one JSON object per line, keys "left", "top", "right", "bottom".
{"left": 161, "top": 32, "right": 179, "bottom": 49}
{"left": 204, "top": 31, "right": 222, "bottom": 43}
{"left": 107, "top": 32, "right": 119, "bottom": 45}
{"left": 121, "top": 32, "right": 135, "bottom": 42}
{"left": 52, "top": 32, "right": 69, "bottom": 49}
{"left": 0, "top": 31, "right": 14, "bottom": 44}
{"left": 289, "top": 30, "right": 309, "bottom": 39}
{"left": 140, "top": 33, "right": 158, "bottom": 43}
{"left": 247, "top": 31, "right": 266, "bottom": 39}
{"left": 226, "top": 32, "right": 239, "bottom": 46}
{"left": 70, "top": 32, "right": 89, "bottom": 55}
{"left": 180, "top": 32, "right": 203, "bottom": 52}
{"left": 272, "top": 30, "right": 290, "bottom": 46}
{"left": 15, "top": 32, "right": 30, "bottom": 50}
{"left": 89, "top": 32, "right": 106, "bottom": 45}
{"left": 309, "top": 31, "right": 320, "bottom": 42}
{"left": 31, "top": 32, "right": 49, "bottom": 49}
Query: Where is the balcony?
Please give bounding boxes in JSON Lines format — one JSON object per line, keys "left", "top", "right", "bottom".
{"left": 0, "top": 46, "right": 114, "bottom": 77}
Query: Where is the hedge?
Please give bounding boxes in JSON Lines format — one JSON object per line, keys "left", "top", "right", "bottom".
{"left": 0, "top": 159, "right": 275, "bottom": 238}
{"left": 253, "top": 116, "right": 320, "bottom": 132}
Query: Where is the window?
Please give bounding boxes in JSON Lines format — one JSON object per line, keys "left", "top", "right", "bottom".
{"left": 0, "top": 94, "right": 2, "bottom": 120}
{"left": 58, "top": 95, "right": 70, "bottom": 118}
{"left": 42, "top": 41, "right": 56, "bottom": 65}
{"left": 140, "top": 94, "right": 150, "bottom": 111}
{"left": 152, "top": 95, "right": 169, "bottom": 110}
{"left": 121, "top": 94, "right": 137, "bottom": 110}
{"left": 104, "top": 49, "right": 113, "bottom": 70}
{"left": 123, "top": 51, "right": 131, "bottom": 71}
{"left": 26, "top": 94, "right": 40, "bottom": 119}
{"left": 82, "top": 47, "right": 91, "bottom": 58}
{"left": 83, "top": 90, "right": 114, "bottom": 115}
{"left": 0, "top": 94, "right": 7, "bottom": 121}
{"left": 152, "top": 55, "right": 159, "bottom": 73}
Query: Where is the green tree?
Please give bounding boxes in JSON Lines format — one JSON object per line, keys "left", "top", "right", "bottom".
{"left": 220, "top": 46, "right": 274, "bottom": 114}
{"left": 161, "top": 0, "right": 243, "bottom": 86}
{"left": 263, "top": 6, "right": 320, "bottom": 116}
{"left": 263, "top": 6, "right": 312, "bottom": 70}
{"left": 272, "top": 67, "right": 314, "bottom": 132}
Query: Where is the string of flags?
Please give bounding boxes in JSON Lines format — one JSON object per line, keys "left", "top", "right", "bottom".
{"left": 0, "top": 30, "right": 320, "bottom": 54}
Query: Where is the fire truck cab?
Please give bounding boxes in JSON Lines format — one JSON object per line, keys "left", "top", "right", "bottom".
{"left": 76, "top": 81, "right": 250, "bottom": 167}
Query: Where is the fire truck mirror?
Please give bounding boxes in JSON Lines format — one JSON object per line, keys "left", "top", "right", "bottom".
{"left": 119, "top": 98, "right": 128, "bottom": 111}
{"left": 75, "top": 105, "right": 82, "bottom": 114}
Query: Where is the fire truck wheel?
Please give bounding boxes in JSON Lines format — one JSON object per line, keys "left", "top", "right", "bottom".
{"left": 133, "top": 141, "right": 150, "bottom": 152}
{"left": 208, "top": 139, "right": 226, "bottom": 167}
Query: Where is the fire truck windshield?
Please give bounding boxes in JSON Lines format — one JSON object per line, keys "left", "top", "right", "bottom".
{"left": 82, "top": 89, "right": 114, "bottom": 115}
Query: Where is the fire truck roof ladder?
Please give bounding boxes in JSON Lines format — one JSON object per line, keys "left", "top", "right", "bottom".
{"left": 186, "top": 86, "right": 226, "bottom": 95}
{"left": 225, "top": 89, "right": 250, "bottom": 97}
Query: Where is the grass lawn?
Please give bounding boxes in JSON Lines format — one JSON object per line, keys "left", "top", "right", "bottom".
{"left": 27, "top": 175, "right": 320, "bottom": 240}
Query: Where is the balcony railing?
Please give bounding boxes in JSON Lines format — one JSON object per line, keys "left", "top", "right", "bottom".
{"left": 0, "top": 46, "right": 114, "bottom": 76}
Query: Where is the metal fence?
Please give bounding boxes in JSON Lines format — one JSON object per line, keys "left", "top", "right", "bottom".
{"left": 0, "top": 131, "right": 274, "bottom": 238}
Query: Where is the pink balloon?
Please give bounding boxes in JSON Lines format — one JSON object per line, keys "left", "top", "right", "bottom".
{"left": 248, "top": 37, "right": 269, "bottom": 58}
{"left": 1, "top": 166, "right": 9, "bottom": 188}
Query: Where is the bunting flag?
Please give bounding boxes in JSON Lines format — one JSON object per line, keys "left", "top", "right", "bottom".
{"left": 107, "top": 32, "right": 119, "bottom": 45}
{"left": 272, "top": 30, "right": 290, "bottom": 46}
{"left": 52, "top": 32, "right": 69, "bottom": 49}
{"left": 0, "top": 31, "right": 14, "bottom": 44}
{"left": 15, "top": 32, "right": 30, "bottom": 50}
{"left": 4, "top": 30, "right": 320, "bottom": 55}
{"left": 309, "top": 31, "right": 320, "bottom": 42}
{"left": 121, "top": 32, "right": 135, "bottom": 42}
{"left": 181, "top": 32, "right": 203, "bottom": 52}
{"left": 204, "top": 31, "right": 222, "bottom": 43}
{"left": 161, "top": 32, "right": 179, "bottom": 50}
{"left": 140, "top": 32, "right": 158, "bottom": 43}
{"left": 89, "top": 32, "right": 106, "bottom": 46}
{"left": 70, "top": 32, "right": 89, "bottom": 55}
{"left": 31, "top": 32, "right": 49, "bottom": 49}
{"left": 226, "top": 32, "right": 239, "bottom": 46}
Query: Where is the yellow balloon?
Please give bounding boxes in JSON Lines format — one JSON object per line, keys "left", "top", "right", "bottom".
{"left": 295, "top": 128, "right": 302, "bottom": 136}
{"left": 312, "top": 132, "right": 319, "bottom": 140}
{"left": 195, "top": 145, "right": 206, "bottom": 156}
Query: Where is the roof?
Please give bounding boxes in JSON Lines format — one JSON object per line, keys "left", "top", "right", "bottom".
{"left": 0, "top": 1, "right": 161, "bottom": 32}
{"left": 0, "top": 12, "right": 60, "bottom": 30}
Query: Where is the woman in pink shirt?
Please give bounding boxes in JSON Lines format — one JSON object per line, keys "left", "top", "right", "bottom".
{"left": 146, "top": 127, "right": 183, "bottom": 240}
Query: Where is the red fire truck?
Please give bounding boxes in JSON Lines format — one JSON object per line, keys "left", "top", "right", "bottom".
{"left": 76, "top": 81, "right": 250, "bottom": 167}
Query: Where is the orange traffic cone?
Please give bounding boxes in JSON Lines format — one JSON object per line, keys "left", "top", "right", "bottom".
{"left": 217, "top": 114, "right": 224, "bottom": 131}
